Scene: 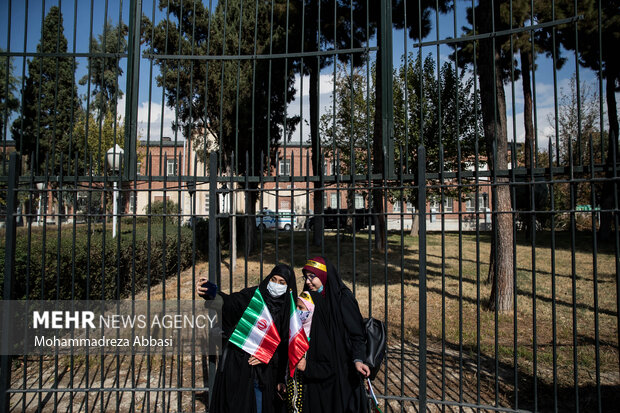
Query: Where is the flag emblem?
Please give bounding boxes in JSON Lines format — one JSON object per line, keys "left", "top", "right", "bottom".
{"left": 229, "top": 289, "right": 281, "bottom": 364}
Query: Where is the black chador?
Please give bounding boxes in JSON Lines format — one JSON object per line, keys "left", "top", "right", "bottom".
{"left": 302, "top": 260, "right": 368, "bottom": 413}
{"left": 208, "top": 264, "right": 297, "bottom": 413}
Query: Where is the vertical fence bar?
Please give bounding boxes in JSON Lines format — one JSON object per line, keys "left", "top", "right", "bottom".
{"left": 208, "top": 151, "right": 219, "bottom": 407}
{"left": 417, "top": 145, "right": 427, "bottom": 411}
{"left": 380, "top": 0, "right": 394, "bottom": 180}
{"left": 0, "top": 152, "right": 20, "bottom": 413}
{"left": 123, "top": 0, "right": 141, "bottom": 181}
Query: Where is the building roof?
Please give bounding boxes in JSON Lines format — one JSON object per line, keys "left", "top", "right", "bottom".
{"left": 140, "top": 137, "right": 185, "bottom": 147}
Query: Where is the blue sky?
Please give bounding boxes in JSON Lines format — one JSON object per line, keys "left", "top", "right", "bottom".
{"left": 1, "top": 0, "right": 611, "bottom": 153}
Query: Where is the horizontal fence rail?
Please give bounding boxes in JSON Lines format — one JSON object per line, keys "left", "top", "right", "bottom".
{"left": 1, "top": 0, "right": 619, "bottom": 412}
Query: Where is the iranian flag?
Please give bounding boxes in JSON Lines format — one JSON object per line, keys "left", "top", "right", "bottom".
{"left": 288, "top": 292, "right": 310, "bottom": 376}
{"left": 229, "top": 289, "right": 281, "bottom": 364}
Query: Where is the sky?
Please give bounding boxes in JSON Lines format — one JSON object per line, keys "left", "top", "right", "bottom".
{"left": 1, "top": 0, "right": 613, "bottom": 154}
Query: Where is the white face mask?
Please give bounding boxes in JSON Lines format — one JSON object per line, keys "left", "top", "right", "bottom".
{"left": 298, "top": 310, "right": 311, "bottom": 323}
{"left": 267, "top": 281, "right": 288, "bottom": 297}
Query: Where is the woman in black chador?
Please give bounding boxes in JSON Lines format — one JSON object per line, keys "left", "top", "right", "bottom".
{"left": 296, "top": 257, "right": 369, "bottom": 413}
{"left": 197, "top": 264, "right": 297, "bottom": 413}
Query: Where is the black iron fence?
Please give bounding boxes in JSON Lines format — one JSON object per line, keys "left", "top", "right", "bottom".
{"left": 1, "top": 0, "right": 619, "bottom": 411}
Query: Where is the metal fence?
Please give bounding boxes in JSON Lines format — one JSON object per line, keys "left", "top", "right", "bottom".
{"left": 1, "top": 0, "right": 619, "bottom": 412}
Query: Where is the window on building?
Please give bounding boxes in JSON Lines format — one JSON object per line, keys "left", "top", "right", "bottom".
{"left": 393, "top": 199, "right": 414, "bottom": 213}
{"left": 129, "top": 192, "right": 137, "bottom": 212}
{"left": 466, "top": 196, "right": 475, "bottom": 212}
{"left": 278, "top": 159, "right": 291, "bottom": 176}
{"left": 479, "top": 193, "right": 489, "bottom": 210}
{"left": 443, "top": 197, "right": 454, "bottom": 213}
{"left": 330, "top": 193, "right": 338, "bottom": 208}
{"left": 323, "top": 160, "right": 331, "bottom": 176}
{"left": 166, "top": 159, "right": 177, "bottom": 176}
{"left": 137, "top": 162, "right": 142, "bottom": 176}
{"left": 354, "top": 194, "right": 364, "bottom": 209}
{"left": 429, "top": 198, "right": 440, "bottom": 211}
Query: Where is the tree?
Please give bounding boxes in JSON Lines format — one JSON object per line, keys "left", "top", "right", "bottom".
{"left": 11, "top": 6, "right": 83, "bottom": 177}
{"left": 498, "top": 1, "right": 565, "bottom": 170}
{"left": 72, "top": 108, "right": 127, "bottom": 174}
{"left": 79, "top": 20, "right": 128, "bottom": 120}
{"left": 0, "top": 49, "right": 19, "bottom": 144}
{"left": 368, "top": 0, "right": 452, "bottom": 252}
{"left": 144, "top": 0, "right": 299, "bottom": 253}
{"left": 392, "top": 53, "right": 483, "bottom": 234}
{"left": 319, "top": 63, "right": 374, "bottom": 229}
{"left": 284, "top": 0, "right": 378, "bottom": 247}
{"left": 553, "top": 0, "right": 620, "bottom": 241}
{"left": 547, "top": 73, "right": 603, "bottom": 168}
{"left": 461, "top": 0, "right": 514, "bottom": 312}
{"left": 546, "top": 73, "right": 605, "bottom": 222}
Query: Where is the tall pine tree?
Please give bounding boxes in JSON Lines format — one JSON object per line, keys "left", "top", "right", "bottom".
{"left": 11, "top": 6, "right": 82, "bottom": 176}
{"left": 80, "top": 20, "right": 128, "bottom": 120}
{"left": 1, "top": 49, "right": 19, "bottom": 143}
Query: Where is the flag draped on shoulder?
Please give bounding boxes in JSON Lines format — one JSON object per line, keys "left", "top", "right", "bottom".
{"left": 288, "top": 292, "right": 310, "bottom": 376}
{"left": 229, "top": 288, "right": 281, "bottom": 364}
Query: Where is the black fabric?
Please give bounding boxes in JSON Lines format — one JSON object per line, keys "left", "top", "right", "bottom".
{"left": 362, "top": 317, "right": 386, "bottom": 381}
{"left": 208, "top": 264, "right": 296, "bottom": 413}
{"left": 302, "top": 259, "right": 368, "bottom": 413}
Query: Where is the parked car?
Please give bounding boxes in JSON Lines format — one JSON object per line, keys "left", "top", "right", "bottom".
{"left": 256, "top": 209, "right": 297, "bottom": 230}
{"left": 305, "top": 208, "right": 370, "bottom": 230}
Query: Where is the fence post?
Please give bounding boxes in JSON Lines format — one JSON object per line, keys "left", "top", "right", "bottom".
{"left": 380, "top": 0, "right": 395, "bottom": 179}
{"left": 1, "top": 152, "right": 20, "bottom": 412}
{"left": 123, "top": 0, "right": 141, "bottom": 181}
{"left": 207, "top": 152, "right": 219, "bottom": 406}
{"left": 416, "top": 145, "right": 427, "bottom": 410}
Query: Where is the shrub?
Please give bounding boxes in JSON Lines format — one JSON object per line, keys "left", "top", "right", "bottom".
{"left": 146, "top": 200, "right": 180, "bottom": 225}
{"left": 0, "top": 223, "right": 201, "bottom": 300}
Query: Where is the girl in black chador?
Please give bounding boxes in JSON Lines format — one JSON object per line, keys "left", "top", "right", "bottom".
{"left": 197, "top": 264, "right": 297, "bottom": 413}
{"left": 295, "top": 256, "right": 370, "bottom": 413}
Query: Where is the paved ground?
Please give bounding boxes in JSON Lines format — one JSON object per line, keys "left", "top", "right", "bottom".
{"left": 9, "top": 344, "right": 515, "bottom": 413}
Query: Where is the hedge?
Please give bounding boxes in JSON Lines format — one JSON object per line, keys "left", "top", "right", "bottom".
{"left": 0, "top": 220, "right": 209, "bottom": 300}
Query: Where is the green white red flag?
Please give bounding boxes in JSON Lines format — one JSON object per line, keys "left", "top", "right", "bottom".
{"left": 288, "top": 292, "right": 310, "bottom": 376}
{"left": 229, "top": 288, "right": 281, "bottom": 364}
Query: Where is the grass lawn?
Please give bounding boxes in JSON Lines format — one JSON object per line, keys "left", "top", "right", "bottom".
{"left": 222, "top": 229, "right": 618, "bottom": 393}
{"left": 5, "top": 225, "right": 619, "bottom": 411}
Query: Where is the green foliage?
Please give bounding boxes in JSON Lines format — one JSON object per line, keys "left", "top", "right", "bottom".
{"left": 392, "top": 53, "right": 483, "bottom": 205}
{"left": 146, "top": 199, "right": 181, "bottom": 227}
{"left": 319, "top": 63, "right": 374, "bottom": 176}
{"left": 553, "top": 0, "right": 620, "bottom": 93}
{"left": 72, "top": 109, "right": 127, "bottom": 174}
{"left": 0, "top": 49, "right": 19, "bottom": 139}
{"left": 79, "top": 20, "right": 128, "bottom": 119}
{"left": 10, "top": 6, "right": 83, "bottom": 176}
{"left": 144, "top": 0, "right": 299, "bottom": 175}
{"left": 0, "top": 224, "right": 199, "bottom": 300}
{"left": 394, "top": 54, "right": 482, "bottom": 173}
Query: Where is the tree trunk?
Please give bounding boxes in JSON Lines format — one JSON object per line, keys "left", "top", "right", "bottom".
{"left": 245, "top": 184, "right": 258, "bottom": 256}
{"left": 410, "top": 212, "right": 419, "bottom": 237}
{"left": 346, "top": 186, "right": 355, "bottom": 232}
{"left": 598, "top": 70, "right": 619, "bottom": 243}
{"left": 310, "top": 66, "right": 324, "bottom": 247}
{"left": 372, "top": 19, "right": 386, "bottom": 253}
{"left": 479, "top": 0, "right": 515, "bottom": 312}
